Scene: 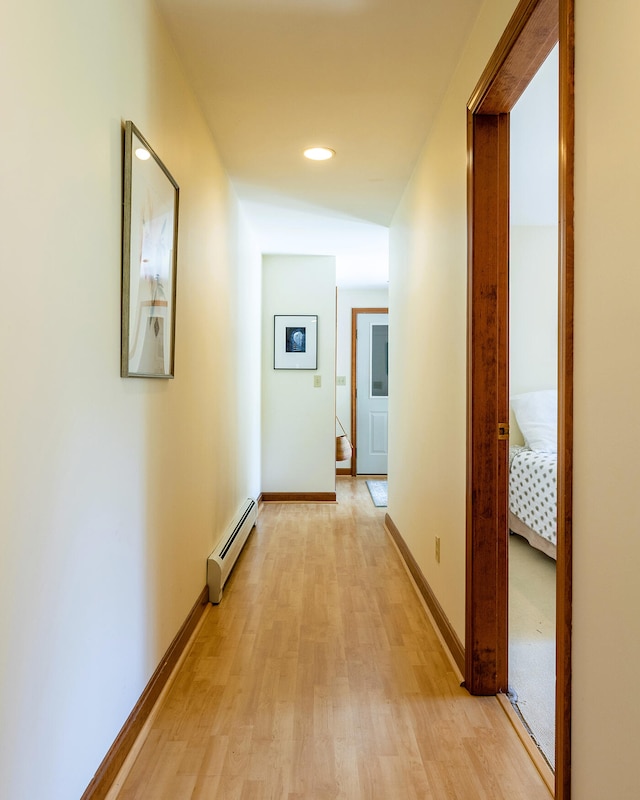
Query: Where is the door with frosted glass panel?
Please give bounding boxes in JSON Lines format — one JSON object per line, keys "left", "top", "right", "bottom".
{"left": 356, "top": 313, "right": 388, "bottom": 474}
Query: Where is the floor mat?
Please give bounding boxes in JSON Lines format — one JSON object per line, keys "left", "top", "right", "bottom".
{"left": 365, "top": 480, "right": 388, "bottom": 507}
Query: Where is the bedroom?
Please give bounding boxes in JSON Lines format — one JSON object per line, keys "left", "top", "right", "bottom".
{"left": 508, "top": 43, "right": 559, "bottom": 770}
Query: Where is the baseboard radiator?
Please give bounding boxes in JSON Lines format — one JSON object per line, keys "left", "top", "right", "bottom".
{"left": 207, "top": 498, "right": 257, "bottom": 603}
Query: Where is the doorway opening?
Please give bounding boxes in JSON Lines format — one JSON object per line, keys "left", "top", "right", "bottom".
{"left": 508, "top": 43, "right": 559, "bottom": 769}
{"left": 350, "top": 308, "right": 389, "bottom": 476}
{"left": 465, "top": 0, "right": 573, "bottom": 797}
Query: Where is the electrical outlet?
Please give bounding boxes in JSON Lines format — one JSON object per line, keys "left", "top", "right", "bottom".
{"left": 336, "top": 375, "right": 346, "bottom": 386}
{"left": 313, "top": 375, "right": 321, "bottom": 388}
{"left": 435, "top": 537, "right": 441, "bottom": 563}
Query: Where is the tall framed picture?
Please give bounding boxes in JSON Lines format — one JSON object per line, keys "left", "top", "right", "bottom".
{"left": 274, "top": 315, "right": 318, "bottom": 369}
{"left": 121, "top": 121, "right": 179, "bottom": 378}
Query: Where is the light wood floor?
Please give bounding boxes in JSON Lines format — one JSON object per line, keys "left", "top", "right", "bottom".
{"left": 113, "top": 478, "right": 551, "bottom": 799}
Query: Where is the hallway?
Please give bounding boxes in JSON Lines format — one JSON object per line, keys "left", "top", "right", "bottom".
{"left": 112, "top": 479, "right": 550, "bottom": 799}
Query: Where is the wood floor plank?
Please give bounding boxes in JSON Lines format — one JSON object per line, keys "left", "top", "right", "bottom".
{"left": 114, "top": 478, "right": 551, "bottom": 799}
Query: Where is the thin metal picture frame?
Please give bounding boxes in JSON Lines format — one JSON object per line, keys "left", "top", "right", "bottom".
{"left": 121, "top": 120, "right": 179, "bottom": 378}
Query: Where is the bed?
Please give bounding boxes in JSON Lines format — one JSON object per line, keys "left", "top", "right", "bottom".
{"left": 508, "top": 390, "right": 557, "bottom": 560}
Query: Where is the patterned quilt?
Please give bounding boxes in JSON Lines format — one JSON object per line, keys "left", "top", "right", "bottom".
{"left": 509, "top": 445, "right": 557, "bottom": 548}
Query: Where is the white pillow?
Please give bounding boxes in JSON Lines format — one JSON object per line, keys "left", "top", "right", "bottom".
{"left": 510, "top": 390, "right": 557, "bottom": 453}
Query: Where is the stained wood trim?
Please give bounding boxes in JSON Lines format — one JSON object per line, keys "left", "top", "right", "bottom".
{"left": 497, "top": 693, "right": 555, "bottom": 796}
{"left": 350, "top": 308, "right": 389, "bottom": 477}
{"left": 556, "top": 0, "right": 574, "bottom": 795}
{"left": 465, "top": 109, "right": 510, "bottom": 696}
{"left": 385, "top": 514, "right": 465, "bottom": 676}
{"left": 81, "top": 585, "right": 210, "bottom": 800}
{"left": 336, "top": 467, "right": 351, "bottom": 476}
{"left": 260, "top": 492, "right": 337, "bottom": 503}
{"left": 470, "top": 0, "right": 558, "bottom": 114}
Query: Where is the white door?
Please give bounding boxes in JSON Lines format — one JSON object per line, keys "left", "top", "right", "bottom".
{"left": 356, "top": 313, "right": 388, "bottom": 474}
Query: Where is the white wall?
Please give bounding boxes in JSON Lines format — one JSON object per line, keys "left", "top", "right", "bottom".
{"left": 510, "top": 227, "right": 558, "bottom": 398}
{"left": 336, "top": 288, "right": 389, "bottom": 470}
{"left": 0, "top": 2, "right": 261, "bottom": 798}
{"left": 510, "top": 46, "right": 559, "bottom": 229}
{"left": 573, "top": 1, "right": 640, "bottom": 796}
{"left": 389, "top": 0, "right": 520, "bottom": 640}
{"left": 509, "top": 226, "right": 558, "bottom": 443}
{"left": 262, "top": 255, "right": 336, "bottom": 494}
{"left": 509, "top": 47, "right": 558, "bottom": 442}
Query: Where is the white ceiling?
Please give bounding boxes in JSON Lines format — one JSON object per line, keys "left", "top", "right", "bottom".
{"left": 156, "top": 0, "right": 484, "bottom": 286}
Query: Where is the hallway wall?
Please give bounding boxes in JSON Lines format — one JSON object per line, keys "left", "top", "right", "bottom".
{"left": 390, "top": 0, "right": 640, "bottom": 796}
{"left": 0, "top": 2, "right": 261, "bottom": 798}
{"left": 572, "top": 1, "right": 640, "bottom": 796}
{"left": 261, "top": 255, "right": 337, "bottom": 494}
{"left": 389, "top": 0, "right": 520, "bottom": 641}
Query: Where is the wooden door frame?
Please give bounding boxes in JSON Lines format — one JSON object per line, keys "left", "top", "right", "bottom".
{"left": 465, "top": 0, "right": 573, "bottom": 796}
{"left": 350, "top": 308, "right": 389, "bottom": 476}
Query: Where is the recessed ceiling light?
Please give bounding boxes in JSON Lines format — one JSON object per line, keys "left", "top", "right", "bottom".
{"left": 135, "top": 147, "right": 151, "bottom": 161}
{"left": 304, "top": 147, "right": 335, "bottom": 161}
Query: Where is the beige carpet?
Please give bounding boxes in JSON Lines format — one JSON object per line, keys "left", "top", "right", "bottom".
{"left": 509, "top": 533, "right": 556, "bottom": 768}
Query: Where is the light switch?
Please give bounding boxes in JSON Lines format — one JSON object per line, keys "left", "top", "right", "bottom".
{"left": 336, "top": 376, "right": 346, "bottom": 386}
{"left": 313, "top": 375, "right": 322, "bottom": 388}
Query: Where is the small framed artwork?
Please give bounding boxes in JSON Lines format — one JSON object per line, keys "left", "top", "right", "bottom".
{"left": 121, "top": 120, "right": 179, "bottom": 378}
{"left": 274, "top": 315, "right": 318, "bottom": 369}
